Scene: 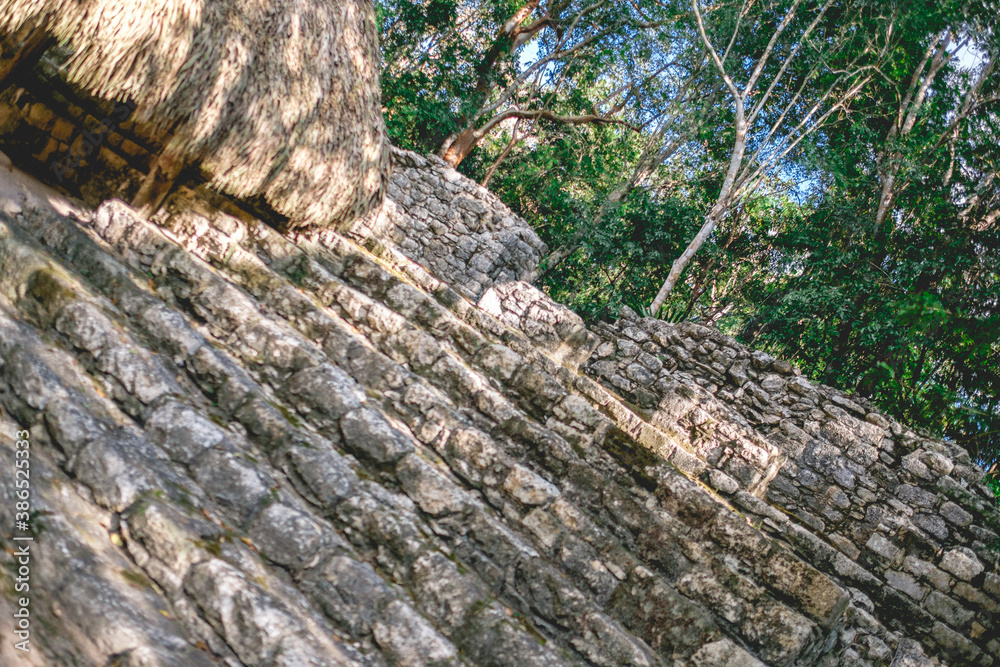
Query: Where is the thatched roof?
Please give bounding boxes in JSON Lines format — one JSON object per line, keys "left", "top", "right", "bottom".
{"left": 0, "top": 0, "right": 390, "bottom": 230}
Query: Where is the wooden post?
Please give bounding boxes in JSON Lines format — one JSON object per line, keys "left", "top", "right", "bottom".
{"left": 131, "top": 135, "right": 188, "bottom": 218}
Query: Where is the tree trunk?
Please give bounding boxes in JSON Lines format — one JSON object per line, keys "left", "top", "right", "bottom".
{"left": 649, "top": 2, "right": 748, "bottom": 316}
{"left": 649, "top": 207, "right": 721, "bottom": 315}
{"left": 474, "top": 0, "right": 541, "bottom": 96}
{"left": 648, "top": 107, "right": 746, "bottom": 315}
{"left": 874, "top": 32, "right": 951, "bottom": 228}
{"left": 439, "top": 0, "right": 543, "bottom": 167}
{"left": 440, "top": 127, "right": 481, "bottom": 167}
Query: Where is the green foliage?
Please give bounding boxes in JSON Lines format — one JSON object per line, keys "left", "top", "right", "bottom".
{"left": 376, "top": 0, "right": 480, "bottom": 151}
{"left": 376, "top": 0, "right": 696, "bottom": 160}
{"left": 379, "top": 0, "right": 1000, "bottom": 472}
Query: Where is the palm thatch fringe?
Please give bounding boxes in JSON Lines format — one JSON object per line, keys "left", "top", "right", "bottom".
{"left": 0, "top": 0, "right": 390, "bottom": 230}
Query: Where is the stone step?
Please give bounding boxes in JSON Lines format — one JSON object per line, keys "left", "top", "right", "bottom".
{"left": 0, "top": 312, "right": 367, "bottom": 666}
{"left": 146, "top": 197, "right": 854, "bottom": 665}
{"left": 1, "top": 83, "right": 995, "bottom": 666}
{"left": 0, "top": 208, "right": 568, "bottom": 666}
{"left": 0, "top": 383, "right": 221, "bottom": 667}
{"left": 7, "top": 199, "right": 760, "bottom": 663}
{"left": 584, "top": 316, "right": 1000, "bottom": 665}
{"left": 6, "top": 183, "right": 992, "bottom": 666}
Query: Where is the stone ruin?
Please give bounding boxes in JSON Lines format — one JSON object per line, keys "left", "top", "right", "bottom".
{"left": 0, "top": 128, "right": 998, "bottom": 666}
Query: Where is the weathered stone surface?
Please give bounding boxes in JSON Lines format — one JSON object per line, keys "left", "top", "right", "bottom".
{"left": 939, "top": 547, "right": 984, "bottom": 581}
{"left": 939, "top": 501, "right": 973, "bottom": 527}
{"left": 372, "top": 600, "right": 460, "bottom": 666}
{"left": 1, "top": 145, "right": 998, "bottom": 667}
{"left": 581, "top": 314, "right": 999, "bottom": 665}
{"left": 503, "top": 464, "right": 561, "bottom": 506}
{"left": 885, "top": 570, "right": 925, "bottom": 601}
{"left": 340, "top": 407, "right": 415, "bottom": 464}
{"left": 352, "top": 149, "right": 548, "bottom": 301}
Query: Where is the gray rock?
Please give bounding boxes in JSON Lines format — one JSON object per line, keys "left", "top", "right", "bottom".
{"left": 192, "top": 448, "right": 273, "bottom": 516}
{"left": 185, "top": 559, "right": 351, "bottom": 665}
{"left": 372, "top": 600, "right": 459, "bottom": 666}
{"left": 896, "top": 484, "right": 936, "bottom": 509}
{"left": 284, "top": 444, "right": 359, "bottom": 508}
{"left": 72, "top": 432, "right": 162, "bottom": 511}
{"left": 939, "top": 547, "right": 983, "bottom": 581}
{"left": 286, "top": 363, "right": 365, "bottom": 421}
{"left": 865, "top": 534, "right": 902, "bottom": 563}
{"left": 690, "top": 639, "right": 766, "bottom": 666}
{"left": 889, "top": 638, "right": 935, "bottom": 666}
{"left": 938, "top": 501, "right": 973, "bottom": 527}
{"left": 248, "top": 502, "right": 336, "bottom": 570}
{"left": 145, "top": 400, "right": 228, "bottom": 464}
{"left": 923, "top": 591, "right": 975, "bottom": 627}
{"left": 760, "top": 374, "right": 785, "bottom": 392}
{"left": 911, "top": 513, "right": 948, "bottom": 541}
{"left": 902, "top": 556, "right": 951, "bottom": 592}
{"left": 303, "top": 556, "right": 396, "bottom": 636}
{"left": 396, "top": 454, "right": 470, "bottom": 516}
{"left": 503, "top": 464, "right": 560, "bottom": 505}
{"left": 477, "top": 344, "right": 524, "bottom": 382}
{"left": 340, "top": 407, "right": 415, "bottom": 464}
{"left": 884, "top": 570, "right": 925, "bottom": 601}
{"left": 626, "top": 362, "right": 656, "bottom": 387}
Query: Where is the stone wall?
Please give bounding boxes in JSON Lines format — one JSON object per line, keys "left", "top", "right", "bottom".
{"left": 0, "top": 81, "right": 998, "bottom": 665}
{"left": 348, "top": 148, "right": 548, "bottom": 300}
{"left": 585, "top": 315, "right": 1000, "bottom": 665}
{"left": 477, "top": 280, "right": 597, "bottom": 369}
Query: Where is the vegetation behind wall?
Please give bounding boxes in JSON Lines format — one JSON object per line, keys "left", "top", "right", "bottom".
{"left": 376, "top": 0, "right": 1000, "bottom": 474}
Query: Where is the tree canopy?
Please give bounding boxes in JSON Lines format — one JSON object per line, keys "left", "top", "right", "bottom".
{"left": 376, "top": 0, "right": 1000, "bottom": 471}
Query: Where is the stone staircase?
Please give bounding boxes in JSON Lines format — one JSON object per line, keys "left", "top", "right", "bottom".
{"left": 0, "top": 149, "right": 997, "bottom": 667}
